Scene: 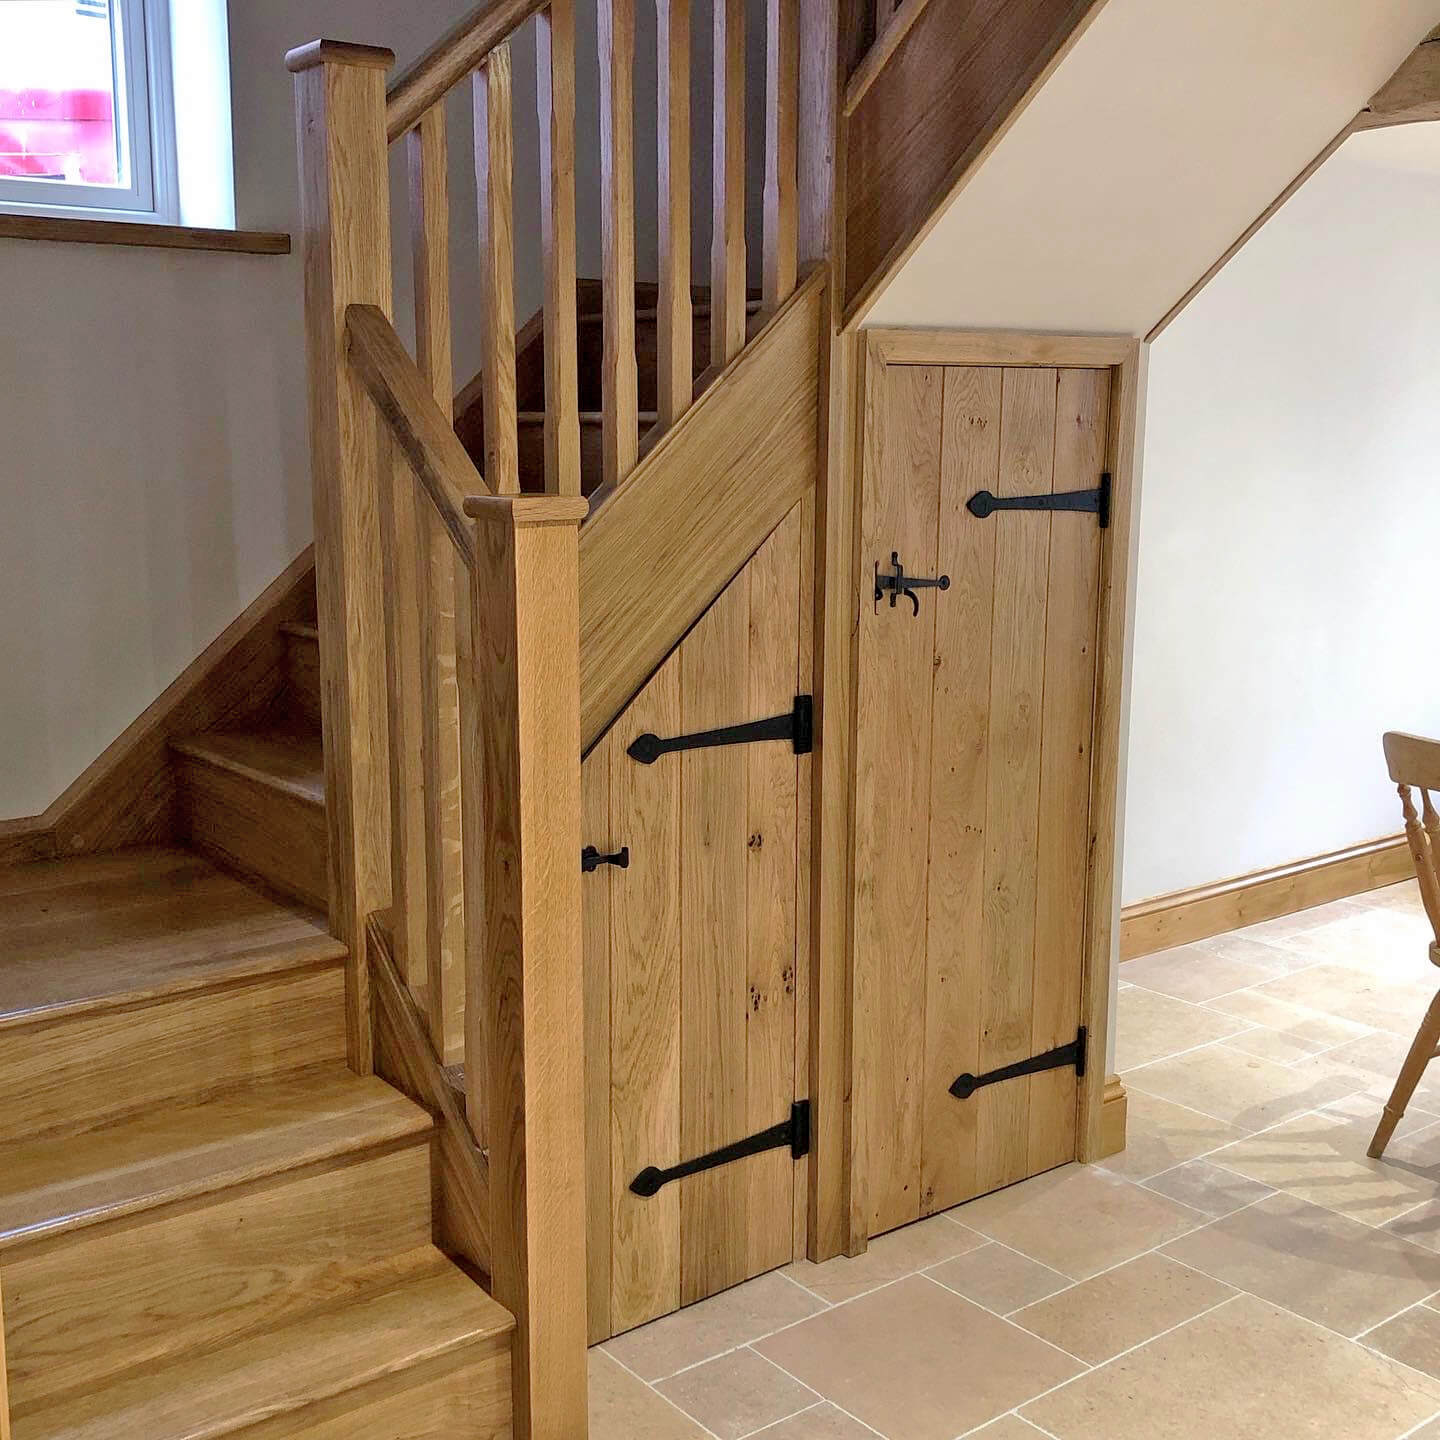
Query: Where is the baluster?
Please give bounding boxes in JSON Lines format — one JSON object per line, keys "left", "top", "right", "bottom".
{"left": 475, "top": 44, "right": 519, "bottom": 496}
{"left": 408, "top": 103, "right": 467, "bottom": 1063}
{"left": 1421, "top": 790, "right": 1440, "bottom": 942}
{"left": 763, "top": 0, "right": 799, "bottom": 309}
{"left": 656, "top": 0, "right": 692, "bottom": 429}
{"left": 537, "top": 0, "right": 582, "bottom": 496}
{"left": 600, "top": 0, "right": 639, "bottom": 486}
{"left": 712, "top": 0, "right": 747, "bottom": 366}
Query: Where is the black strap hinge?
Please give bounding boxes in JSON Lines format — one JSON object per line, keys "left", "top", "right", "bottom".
{"left": 967, "top": 473, "right": 1110, "bottom": 529}
{"left": 630, "top": 1100, "right": 811, "bottom": 1198}
{"left": 949, "top": 1028, "right": 1087, "bottom": 1101}
{"left": 628, "top": 695, "right": 813, "bottom": 766}
{"left": 581, "top": 845, "right": 629, "bottom": 873}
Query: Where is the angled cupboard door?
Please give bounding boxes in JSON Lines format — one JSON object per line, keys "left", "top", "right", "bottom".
{"left": 853, "top": 361, "right": 1110, "bottom": 1237}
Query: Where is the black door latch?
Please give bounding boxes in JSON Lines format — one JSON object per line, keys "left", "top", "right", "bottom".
{"left": 950, "top": 1028, "right": 1087, "bottom": 1101}
{"left": 628, "top": 695, "right": 813, "bottom": 765}
{"left": 967, "top": 473, "right": 1111, "bottom": 529}
{"left": 630, "top": 1101, "right": 811, "bottom": 1197}
{"left": 581, "top": 845, "right": 630, "bottom": 873}
{"left": 875, "top": 552, "right": 949, "bottom": 616}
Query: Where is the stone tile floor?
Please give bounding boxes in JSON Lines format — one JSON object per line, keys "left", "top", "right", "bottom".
{"left": 588, "top": 879, "right": 1440, "bottom": 1439}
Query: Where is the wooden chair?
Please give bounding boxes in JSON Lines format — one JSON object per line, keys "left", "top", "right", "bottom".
{"left": 1369, "top": 731, "right": 1440, "bottom": 1159}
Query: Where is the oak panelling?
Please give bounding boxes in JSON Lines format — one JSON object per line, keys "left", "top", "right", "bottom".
{"left": 608, "top": 651, "right": 683, "bottom": 1332}
{"left": 711, "top": 0, "right": 748, "bottom": 365}
{"left": 792, "top": 488, "right": 815, "bottom": 1256}
{"left": 1027, "top": 368, "right": 1107, "bottom": 1175}
{"left": 656, "top": 0, "right": 694, "bottom": 430}
{"left": 975, "top": 367, "right": 1056, "bottom": 1197}
{"left": 282, "top": 624, "right": 323, "bottom": 732}
{"left": 920, "top": 366, "right": 998, "bottom": 1215}
{"left": 679, "top": 573, "right": 751, "bottom": 1304}
{"left": 853, "top": 363, "right": 944, "bottom": 1236}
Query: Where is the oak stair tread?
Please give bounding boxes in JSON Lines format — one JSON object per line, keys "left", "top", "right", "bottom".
{"left": 0, "top": 1066, "right": 428, "bottom": 1254}
{"left": 0, "top": 846, "right": 343, "bottom": 1032}
{"left": 12, "top": 1262, "right": 514, "bottom": 1440}
{"left": 170, "top": 729, "right": 326, "bottom": 808}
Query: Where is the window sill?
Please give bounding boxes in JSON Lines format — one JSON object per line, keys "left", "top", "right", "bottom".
{"left": 0, "top": 213, "right": 290, "bottom": 255}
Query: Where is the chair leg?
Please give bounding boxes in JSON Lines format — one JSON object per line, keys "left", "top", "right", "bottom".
{"left": 1370, "top": 988, "right": 1440, "bottom": 1159}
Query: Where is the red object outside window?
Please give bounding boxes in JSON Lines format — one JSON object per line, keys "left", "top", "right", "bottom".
{"left": 0, "top": 87, "right": 117, "bottom": 183}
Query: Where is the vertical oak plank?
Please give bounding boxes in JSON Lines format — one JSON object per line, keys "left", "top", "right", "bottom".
{"left": 474, "top": 46, "right": 520, "bottom": 497}
{"left": 408, "top": 104, "right": 467, "bottom": 1063}
{"left": 852, "top": 362, "right": 942, "bottom": 1236}
{"left": 537, "top": 0, "right": 582, "bottom": 496}
{"left": 711, "top": 0, "right": 748, "bottom": 367}
{"left": 763, "top": 0, "right": 799, "bottom": 310}
{"left": 0, "top": 1274, "right": 10, "bottom": 1440}
{"left": 921, "top": 365, "right": 999, "bottom": 1214}
{"left": 468, "top": 492, "right": 589, "bottom": 1440}
{"left": 745, "top": 511, "right": 802, "bottom": 1277}
{"left": 976, "top": 367, "right": 1056, "bottom": 1196}
{"left": 288, "top": 41, "right": 397, "bottom": 1073}
{"left": 680, "top": 573, "right": 751, "bottom": 1301}
{"left": 656, "top": 0, "right": 693, "bottom": 430}
{"left": 610, "top": 652, "right": 683, "bottom": 1331}
{"left": 599, "top": 0, "right": 640, "bottom": 486}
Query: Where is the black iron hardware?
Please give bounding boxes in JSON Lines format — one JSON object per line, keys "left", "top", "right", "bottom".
{"left": 582, "top": 845, "right": 630, "bottom": 873}
{"left": 875, "top": 551, "right": 950, "bottom": 617}
{"left": 949, "top": 1028, "right": 1087, "bottom": 1101}
{"left": 967, "top": 473, "right": 1110, "bottom": 529}
{"left": 630, "top": 1101, "right": 811, "bottom": 1198}
{"left": 628, "top": 695, "right": 813, "bottom": 765}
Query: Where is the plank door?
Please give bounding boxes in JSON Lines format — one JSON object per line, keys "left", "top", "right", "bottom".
{"left": 582, "top": 506, "right": 811, "bottom": 1339}
{"left": 854, "top": 363, "right": 1109, "bottom": 1237}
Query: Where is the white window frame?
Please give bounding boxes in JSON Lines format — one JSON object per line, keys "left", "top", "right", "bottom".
{"left": 0, "top": 0, "right": 178, "bottom": 224}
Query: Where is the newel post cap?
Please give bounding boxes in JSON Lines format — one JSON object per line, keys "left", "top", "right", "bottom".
{"left": 286, "top": 39, "right": 397, "bottom": 74}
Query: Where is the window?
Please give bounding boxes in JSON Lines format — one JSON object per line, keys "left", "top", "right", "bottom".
{"left": 0, "top": 0, "right": 177, "bottom": 222}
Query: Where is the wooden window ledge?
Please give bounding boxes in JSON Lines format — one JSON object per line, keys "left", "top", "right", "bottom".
{"left": 0, "top": 214, "right": 291, "bottom": 255}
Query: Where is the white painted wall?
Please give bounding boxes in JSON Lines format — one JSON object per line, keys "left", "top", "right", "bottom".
{"left": 1123, "top": 124, "right": 1440, "bottom": 902}
{"left": 863, "top": 0, "right": 1439, "bottom": 337}
{"left": 0, "top": 0, "right": 766, "bottom": 819}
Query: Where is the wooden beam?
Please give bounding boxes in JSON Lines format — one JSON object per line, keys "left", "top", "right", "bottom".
{"left": 1359, "top": 30, "right": 1440, "bottom": 128}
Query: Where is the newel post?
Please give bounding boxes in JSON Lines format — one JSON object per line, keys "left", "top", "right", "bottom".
{"left": 287, "top": 39, "right": 397, "bottom": 1073}
{"left": 465, "top": 492, "right": 590, "bottom": 1439}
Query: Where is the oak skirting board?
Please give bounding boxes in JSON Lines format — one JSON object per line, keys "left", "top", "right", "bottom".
{"left": 1120, "top": 834, "right": 1413, "bottom": 961}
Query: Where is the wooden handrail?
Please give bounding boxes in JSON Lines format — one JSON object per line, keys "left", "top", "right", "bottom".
{"left": 346, "top": 304, "right": 486, "bottom": 569}
{"left": 386, "top": 0, "right": 549, "bottom": 142}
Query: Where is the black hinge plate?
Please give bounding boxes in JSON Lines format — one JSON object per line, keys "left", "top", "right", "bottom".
{"left": 630, "top": 1100, "right": 811, "bottom": 1198}
{"left": 967, "top": 473, "right": 1110, "bottom": 529}
{"left": 628, "top": 695, "right": 813, "bottom": 765}
{"left": 949, "top": 1028, "right": 1087, "bottom": 1101}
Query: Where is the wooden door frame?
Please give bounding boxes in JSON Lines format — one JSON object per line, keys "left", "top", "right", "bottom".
{"left": 811, "top": 326, "right": 1144, "bottom": 1256}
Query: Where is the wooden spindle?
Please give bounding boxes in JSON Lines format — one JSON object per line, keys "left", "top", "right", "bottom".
{"left": 599, "top": 0, "right": 639, "bottom": 486}
{"left": 656, "top": 0, "right": 692, "bottom": 429}
{"left": 408, "top": 103, "right": 467, "bottom": 1063}
{"left": 464, "top": 491, "right": 590, "bottom": 1439}
{"left": 475, "top": 44, "right": 520, "bottom": 496}
{"left": 711, "top": 0, "right": 747, "bottom": 367}
{"left": 1421, "top": 789, "right": 1440, "bottom": 942}
{"left": 537, "top": 0, "right": 582, "bottom": 496}
{"left": 763, "top": 0, "right": 798, "bottom": 309}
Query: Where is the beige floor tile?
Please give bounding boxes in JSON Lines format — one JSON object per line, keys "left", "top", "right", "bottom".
{"left": 747, "top": 1404, "right": 879, "bottom": 1438}
{"left": 1234, "top": 895, "right": 1375, "bottom": 945}
{"left": 1163, "top": 1190, "right": 1440, "bottom": 1336}
{"left": 656, "top": 1348, "right": 817, "bottom": 1440}
{"left": 588, "top": 1349, "right": 709, "bottom": 1440}
{"left": 1408, "top": 1418, "right": 1440, "bottom": 1440}
{"left": 1357, "top": 880, "right": 1428, "bottom": 918}
{"left": 1203, "top": 987, "right": 1336, "bottom": 1027}
{"left": 1022, "top": 1294, "right": 1440, "bottom": 1440}
{"left": 1009, "top": 1253, "right": 1233, "bottom": 1366}
{"left": 1119, "top": 944, "right": 1287, "bottom": 1004}
{"left": 605, "top": 1271, "right": 828, "bottom": 1381}
{"left": 1098, "top": 1090, "right": 1250, "bottom": 1181}
{"left": 1295, "top": 1028, "right": 1440, "bottom": 1112}
{"left": 1126, "top": 1041, "right": 1364, "bottom": 1131}
{"left": 756, "top": 1275, "right": 1080, "bottom": 1440}
{"left": 783, "top": 1213, "right": 985, "bottom": 1305}
{"left": 1277, "top": 908, "right": 1435, "bottom": 978}
{"left": 966, "top": 1419, "right": 1054, "bottom": 1439}
{"left": 1207, "top": 1111, "right": 1440, "bottom": 1226}
{"left": 1114, "top": 987, "right": 1252, "bottom": 1071}
{"left": 1195, "top": 929, "right": 1322, "bottom": 975}
{"left": 1364, "top": 1303, "right": 1440, "bottom": 1382}
{"left": 1324, "top": 1088, "right": 1440, "bottom": 1129}
{"left": 1223, "top": 1006, "right": 1374, "bottom": 1064}
{"left": 1255, "top": 964, "right": 1433, "bottom": 1038}
{"left": 1386, "top": 1197, "right": 1440, "bottom": 1254}
{"left": 952, "top": 1164, "right": 1204, "bottom": 1281}
{"left": 1142, "top": 1158, "right": 1274, "bottom": 1218}
{"left": 925, "top": 1241, "right": 1070, "bottom": 1315}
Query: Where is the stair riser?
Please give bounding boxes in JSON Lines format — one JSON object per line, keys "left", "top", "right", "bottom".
{"left": 283, "top": 631, "right": 322, "bottom": 732}
{"left": 175, "top": 754, "right": 328, "bottom": 910}
{"left": 2, "top": 1143, "right": 434, "bottom": 1415}
{"left": 0, "top": 964, "right": 346, "bottom": 1143}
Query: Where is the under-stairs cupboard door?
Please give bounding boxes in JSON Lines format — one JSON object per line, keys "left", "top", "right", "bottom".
{"left": 853, "top": 360, "right": 1110, "bottom": 1238}
{"left": 582, "top": 506, "right": 811, "bottom": 1340}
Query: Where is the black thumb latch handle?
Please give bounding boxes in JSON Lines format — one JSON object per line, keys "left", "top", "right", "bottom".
{"left": 628, "top": 695, "right": 813, "bottom": 765}
{"left": 950, "top": 1029, "right": 1087, "bottom": 1101}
